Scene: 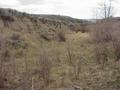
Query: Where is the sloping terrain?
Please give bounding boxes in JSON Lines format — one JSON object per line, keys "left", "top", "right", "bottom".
{"left": 0, "top": 8, "right": 87, "bottom": 41}
{"left": 33, "top": 14, "right": 87, "bottom": 24}
{"left": 0, "top": 8, "right": 119, "bottom": 90}
{"left": 0, "top": 8, "right": 68, "bottom": 41}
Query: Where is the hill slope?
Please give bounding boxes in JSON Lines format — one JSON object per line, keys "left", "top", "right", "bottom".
{"left": 33, "top": 14, "right": 87, "bottom": 24}
{"left": 0, "top": 8, "right": 119, "bottom": 90}
{"left": 0, "top": 8, "right": 88, "bottom": 41}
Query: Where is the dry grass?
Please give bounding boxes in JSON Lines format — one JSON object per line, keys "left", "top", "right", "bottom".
{"left": 0, "top": 9, "right": 119, "bottom": 90}
{"left": 0, "top": 30, "right": 120, "bottom": 90}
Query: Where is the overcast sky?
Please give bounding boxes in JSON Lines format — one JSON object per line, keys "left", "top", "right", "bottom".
{"left": 0, "top": 0, "right": 120, "bottom": 19}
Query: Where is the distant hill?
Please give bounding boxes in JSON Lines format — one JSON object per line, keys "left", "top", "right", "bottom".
{"left": 0, "top": 8, "right": 89, "bottom": 41}
{"left": 0, "top": 8, "right": 88, "bottom": 24}
{"left": 0, "top": 8, "right": 120, "bottom": 90}
{"left": 33, "top": 14, "right": 88, "bottom": 24}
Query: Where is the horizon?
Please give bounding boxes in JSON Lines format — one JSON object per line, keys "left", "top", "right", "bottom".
{"left": 0, "top": 0, "right": 120, "bottom": 19}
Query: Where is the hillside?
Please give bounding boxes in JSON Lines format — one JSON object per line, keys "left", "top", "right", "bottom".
{"left": 33, "top": 14, "right": 88, "bottom": 24}
{"left": 0, "top": 8, "right": 120, "bottom": 90}
{"left": 0, "top": 8, "right": 88, "bottom": 41}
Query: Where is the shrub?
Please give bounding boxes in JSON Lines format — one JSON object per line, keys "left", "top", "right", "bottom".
{"left": 40, "top": 34, "right": 51, "bottom": 41}
{"left": 91, "top": 23, "right": 111, "bottom": 66}
{"left": 8, "top": 33, "right": 28, "bottom": 49}
{"left": 0, "top": 35, "right": 12, "bottom": 89}
{"left": 66, "top": 44, "right": 87, "bottom": 80}
{"left": 36, "top": 49, "right": 52, "bottom": 90}
{"left": 57, "top": 29, "right": 66, "bottom": 42}
{"left": 0, "top": 15, "right": 14, "bottom": 22}
{"left": 111, "top": 27, "right": 120, "bottom": 61}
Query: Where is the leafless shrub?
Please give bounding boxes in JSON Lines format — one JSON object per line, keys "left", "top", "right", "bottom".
{"left": 91, "top": 22, "right": 120, "bottom": 62}
{"left": 0, "top": 9, "right": 14, "bottom": 22}
{"left": 91, "top": 23, "right": 111, "bottom": 66}
{"left": 0, "top": 35, "right": 25, "bottom": 90}
{"left": 40, "top": 18, "right": 47, "bottom": 24}
{"left": 111, "top": 25, "right": 120, "bottom": 61}
{"left": 66, "top": 44, "right": 74, "bottom": 65}
{"left": 70, "top": 24, "right": 88, "bottom": 33}
{"left": 0, "top": 36, "right": 7, "bottom": 89}
{"left": 30, "top": 17, "right": 38, "bottom": 23}
{"left": 94, "top": 43, "right": 108, "bottom": 67}
{"left": 0, "top": 15, "right": 14, "bottom": 22}
{"left": 20, "top": 58, "right": 32, "bottom": 90}
{"left": 91, "top": 21, "right": 120, "bottom": 65}
{"left": 0, "top": 35, "right": 12, "bottom": 90}
{"left": 35, "top": 49, "right": 52, "bottom": 90}
{"left": 57, "top": 29, "right": 66, "bottom": 42}
{"left": 91, "top": 24, "right": 112, "bottom": 43}
{"left": 40, "top": 34, "right": 51, "bottom": 41}
{"left": 66, "top": 44, "right": 87, "bottom": 80}
{"left": 73, "top": 56, "right": 87, "bottom": 80}
{"left": 80, "top": 25, "right": 87, "bottom": 33}
{"left": 8, "top": 33, "right": 28, "bottom": 49}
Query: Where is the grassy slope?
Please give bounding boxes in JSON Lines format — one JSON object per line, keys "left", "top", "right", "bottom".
{"left": 0, "top": 8, "right": 119, "bottom": 90}
{"left": 0, "top": 20, "right": 119, "bottom": 89}
{"left": 23, "top": 32, "right": 120, "bottom": 90}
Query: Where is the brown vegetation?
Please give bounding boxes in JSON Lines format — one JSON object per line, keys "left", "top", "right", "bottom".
{"left": 0, "top": 8, "right": 119, "bottom": 90}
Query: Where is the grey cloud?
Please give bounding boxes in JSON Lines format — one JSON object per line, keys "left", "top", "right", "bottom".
{"left": 18, "top": 0, "right": 45, "bottom": 5}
